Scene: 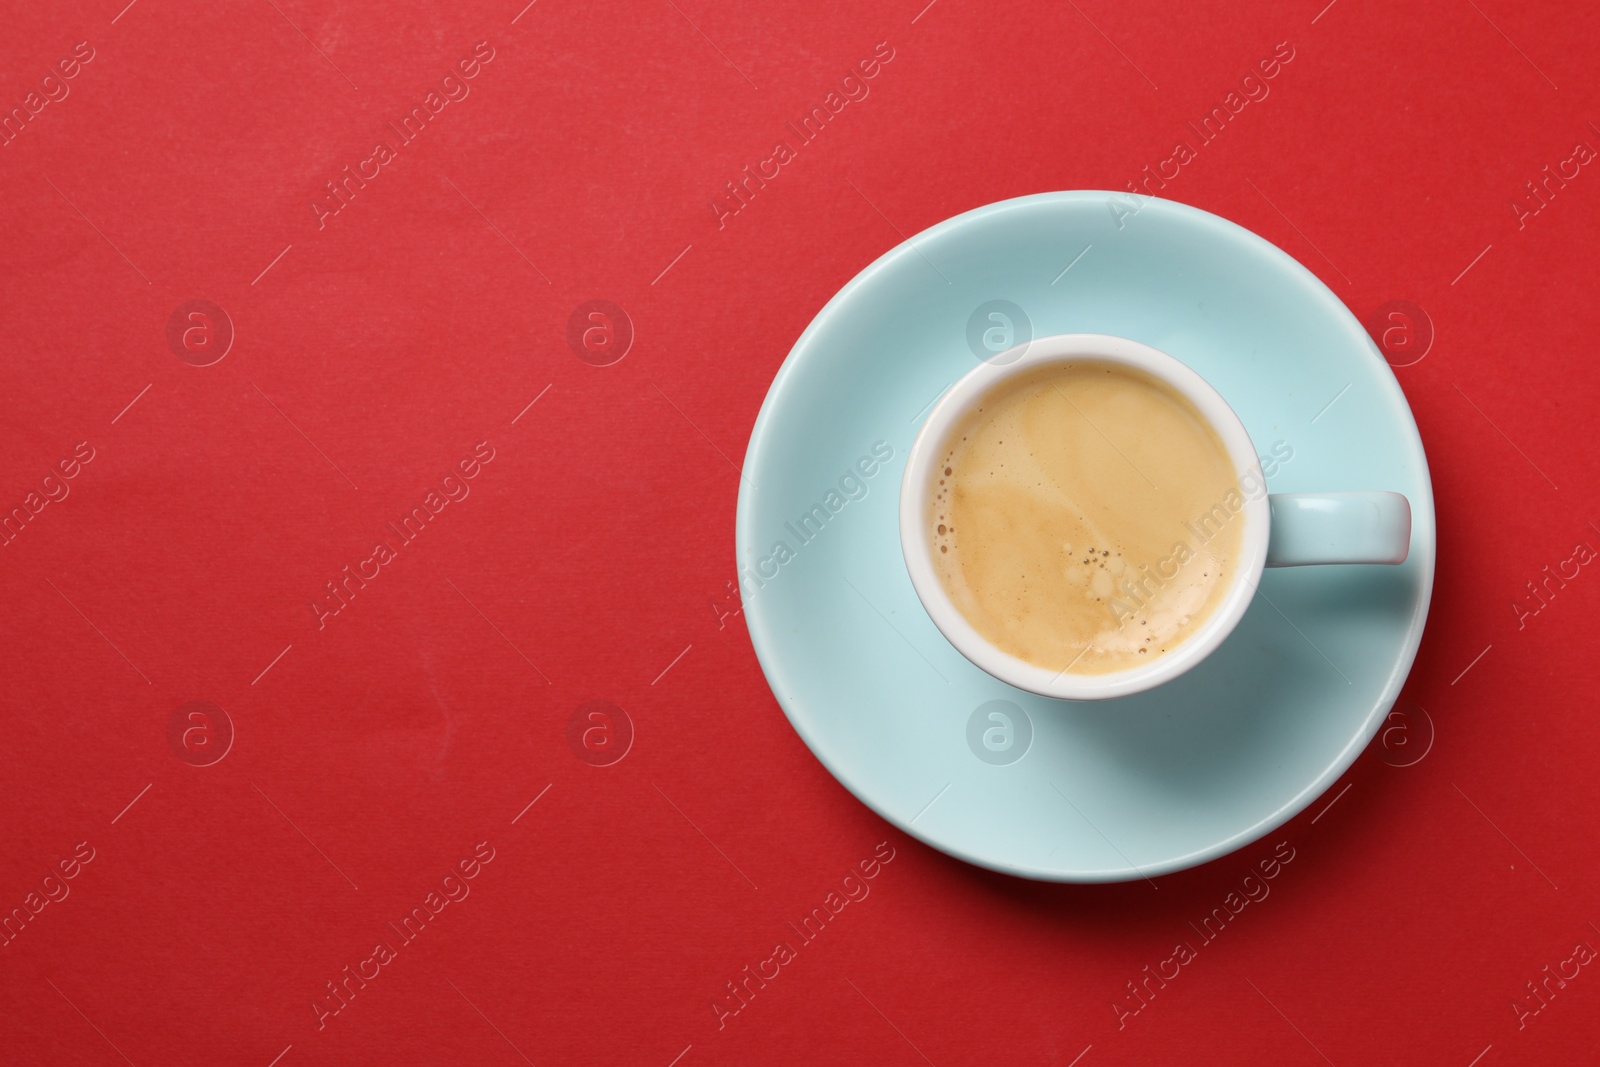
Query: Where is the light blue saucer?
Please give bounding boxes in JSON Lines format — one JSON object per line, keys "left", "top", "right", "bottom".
{"left": 737, "top": 192, "right": 1435, "bottom": 882}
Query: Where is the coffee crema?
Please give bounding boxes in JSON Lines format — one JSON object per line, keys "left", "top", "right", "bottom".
{"left": 930, "top": 360, "right": 1244, "bottom": 674}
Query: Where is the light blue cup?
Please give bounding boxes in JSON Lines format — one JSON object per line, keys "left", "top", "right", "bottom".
{"left": 899, "top": 332, "right": 1411, "bottom": 701}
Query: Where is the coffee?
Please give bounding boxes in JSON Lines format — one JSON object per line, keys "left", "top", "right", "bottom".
{"left": 930, "top": 360, "right": 1244, "bottom": 674}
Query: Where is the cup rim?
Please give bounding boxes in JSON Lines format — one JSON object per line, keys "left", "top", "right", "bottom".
{"left": 899, "top": 332, "right": 1271, "bottom": 700}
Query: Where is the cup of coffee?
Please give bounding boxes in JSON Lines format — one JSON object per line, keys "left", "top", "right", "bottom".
{"left": 899, "top": 333, "right": 1410, "bottom": 700}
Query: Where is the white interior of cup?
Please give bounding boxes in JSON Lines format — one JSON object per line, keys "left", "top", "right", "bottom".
{"left": 899, "top": 333, "right": 1271, "bottom": 701}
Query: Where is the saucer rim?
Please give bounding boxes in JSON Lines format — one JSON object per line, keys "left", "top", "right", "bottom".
{"left": 737, "top": 189, "right": 1437, "bottom": 882}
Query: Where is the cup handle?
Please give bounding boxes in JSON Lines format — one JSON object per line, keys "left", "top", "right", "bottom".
{"left": 1265, "top": 492, "right": 1411, "bottom": 567}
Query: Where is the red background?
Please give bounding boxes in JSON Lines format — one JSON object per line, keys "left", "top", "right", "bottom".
{"left": 2, "top": 0, "right": 1598, "bottom": 1064}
